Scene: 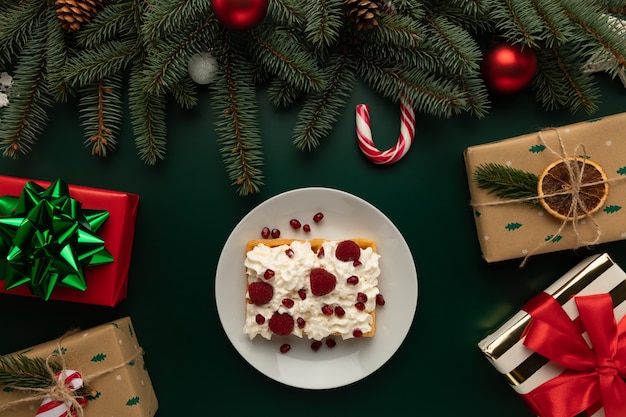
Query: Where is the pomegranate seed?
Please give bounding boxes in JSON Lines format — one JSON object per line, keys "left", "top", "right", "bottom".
{"left": 353, "top": 260, "right": 362, "bottom": 267}
{"left": 356, "top": 292, "right": 368, "bottom": 303}
{"left": 297, "top": 317, "right": 306, "bottom": 329}
{"left": 346, "top": 276, "right": 359, "bottom": 285}
{"left": 285, "top": 248, "right": 294, "bottom": 257}
{"left": 376, "top": 294, "right": 386, "bottom": 306}
{"left": 289, "top": 219, "right": 301, "bottom": 229}
{"left": 255, "top": 314, "right": 265, "bottom": 325}
{"left": 313, "top": 212, "right": 324, "bottom": 223}
{"left": 321, "top": 305, "right": 333, "bottom": 316}
{"left": 317, "top": 247, "right": 325, "bottom": 258}
{"left": 303, "top": 224, "right": 311, "bottom": 232}
{"left": 261, "top": 227, "right": 270, "bottom": 239}
{"left": 282, "top": 298, "right": 295, "bottom": 308}
{"left": 355, "top": 302, "right": 366, "bottom": 311}
{"left": 325, "top": 339, "right": 337, "bottom": 348}
{"left": 353, "top": 329, "right": 363, "bottom": 338}
{"left": 298, "top": 289, "right": 307, "bottom": 300}
{"left": 311, "top": 340, "right": 323, "bottom": 352}
{"left": 263, "top": 269, "right": 275, "bottom": 280}
{"left": 271, "top": 228, "right": 281, "bottom": 238}
{"left": 280, "top": 344, "right": 291, "bottom": 354}
{"left": 334, "top": 306, "right": 345, "bottom": 317}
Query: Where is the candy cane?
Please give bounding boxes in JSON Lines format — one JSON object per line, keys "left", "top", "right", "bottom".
{"left": 36, "top": 370, "right": 88, "bottom": 417}
{"left": 355, "top": 97, "right": 416, "bottom": 164}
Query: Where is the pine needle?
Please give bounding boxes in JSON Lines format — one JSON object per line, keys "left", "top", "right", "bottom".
{"left": 473, "top": 163, "right": 540, "bottom": 205}
{"left": 0, "top": 354, "right": 60, "bottom": 389}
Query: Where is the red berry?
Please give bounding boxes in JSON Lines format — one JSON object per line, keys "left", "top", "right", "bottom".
{"left": 325, "top": 339, "right": 336, "bottom": 348}
{"left": 334, "top": 306, "right": 345, "bottom": 317}
{"left": 248, "top": 281, "right": 273, "bottom": 306}
{"left": 298, "top": 288, "right": 307, "bottom": 300}
{"left": 335, "top": 240, "right": 361, "bottom": 262}
{"left": 356, "top": 292, "right": 368, "bottom": 303}
{"left": 313, "top": 212, "right": 324, "bottom": 223}
{"left": 268, "top": 312, "right": 294, "bottom": 336}
{"left": 297, "top": 317, "right": 306, "bottom": 329}
{"left": 309, "top": 268, "right": 336, "bottom": 296}
{"left": 353, "top": 260, "right": 362, "bottom": 267}
{"left": 289, "top": 219, "right": 301, "bottom": 229}
{"left": 321, "top": 305, "right": 333, "bottom": 316}
{"left": 355, "top": 302, "right": 366, "bottom": 311}
{"left": 285, "top": 248, "right": 294, "bottom": 258}
{"left": 271, "top": 228, "right": 281, "bottom": 238}
{"left": 282, "top": 298, "right": 294, "bottom": 308}
{"left": 255, "top": 314, "right": 265, "bottom": 325}
{"left": 346, "top": 276, "right": 359, "bottom": 285}
{"left": 311, "top": 340, "right": 323, "bottom": 351}
{"left": 303, "top": 224, "right": 311, "bottom": 232}
{"left": 376, "top": 293, "right": 386, "bottom": 306}
{"left": 261, "top": 227, "right": 271, "bottom": 239}
{"left": 264, "top": 269, "right": 275, "bottom": 280}
{"left": 317, "top": 247, "right": 325, "bottom": 258}
{"left": 353, "top": 329, "right": 363, "bottom": 338}
{"left": 280, "top": 344, "right": 291, "bottom": 354}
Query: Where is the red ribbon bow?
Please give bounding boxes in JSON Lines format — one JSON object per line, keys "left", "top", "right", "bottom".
{"left": 521, "top": 292, "right": 626, "bottom": 417}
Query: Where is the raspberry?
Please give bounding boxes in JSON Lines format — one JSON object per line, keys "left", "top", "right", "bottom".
{"left": 280, "top": 344, "right": 291, "bottom": 354}
{"left": 268, "top": 312, "right": 294, "bottom": 336}
{"left": 325, "top": 339, "right": 337, "bottom": 348}
{"left": 313, "top": 212, "right": 324, "bottom": 223}
{"left": 311, "top": 340, "right": 323, "bottom": 352}
{"left": 335, "top": 240, "right": 360, "bottom": 262}
{"left": 289, "top": 219, "right": 301, "bottom": 229}
{"left": 309, "top": 268, "right": 336, "bottom": 296}
{"left": 248, "top": 281, "right": 273, "bottom": 306}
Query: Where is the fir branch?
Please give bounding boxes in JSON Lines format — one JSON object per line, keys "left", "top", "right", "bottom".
{"left": 0, "top": 0, "right": 47, "bottom": 66}
{"left": 79, "top": 75, "right": 123, "bottom": 157}
{"left": 212, "top": 31, "right": 264, "bottom": 196}
{"left": 0, "top": 18, "right": 51, "bottom": 158}
{"left": 251, "top": 28, "right": 324, "bottom": 94}
{"left": 301, "top": 0, "right": 343, "bottom": 48}
{"left": 128, "top": 68, "right": 168, "bottom": 164}
{"left": 0, "top": 354, "right": 60, "bottom": 389}
{"left": 44, "top": 6, "right": 74, "bottom": 102}
{"left": 473, "top": 163, "right": 540, "bottom": 204}
{"left": 141, "top": 0, "right": 213, "bottom": 44}
{"left": 266, "top": 79, "right": 303, "bottom": 108}
{"left": 64, "top": 39, "right": 137, "bottom": 88}
{"left": 170, "top": 77, "right": 199, "bottom": 110}
{"left": 422, "top": 14, "right": 482, "bottom": 73}
{"left": 75, "top": 1, "right": 136, "bottom": 49}
{"left": 293, "top": 51, "right": 356, "bottom": 151}
{"left": 269, "top": 0, "right": 307, "bottom": 26}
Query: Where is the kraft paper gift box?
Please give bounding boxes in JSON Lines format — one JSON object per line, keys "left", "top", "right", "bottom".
{"left": 478, "top": 253, "right": 626, "bottom": 417}
{"left": 0, "top": 316, "right": 158, "bottom": 416}
{"left": 0, "top": 175, "right": 139, "bottom": 306}
{"left": 464, "top": 113, "right": 626, "bottom": 263}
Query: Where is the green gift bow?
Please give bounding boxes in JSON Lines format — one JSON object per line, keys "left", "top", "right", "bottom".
{"left": 0, "top": 179, "right": 113, "bottom": 300}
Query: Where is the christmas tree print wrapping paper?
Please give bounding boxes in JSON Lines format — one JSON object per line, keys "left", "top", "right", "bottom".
{"left": 0, "top": 316, "right": 158, "bottom": 417}
{"left": 0, "top": 175, "right": 139, "bottom": 305}
{"left": 477, "top": 253, "right": 626, "bottom": 417}
{"left": 464, "top": 112, "right": 626, "bottom": 263}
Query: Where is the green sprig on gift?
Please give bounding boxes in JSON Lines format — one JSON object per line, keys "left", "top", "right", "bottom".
{"left": 0, "top": 354, "right": 62, "bottom": 389}
{"left": 0, "top": 179, "right": 113, "bottom": 300}
{"left": 473, "top": 163, "right": 540, "bottom": 205}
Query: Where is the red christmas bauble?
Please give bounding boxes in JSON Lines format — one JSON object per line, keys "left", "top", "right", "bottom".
{"left": 211, "top": 0, "right": 269, "bottom": 31}
{"left": 481, "top": 43, "right": 537, "bottom": 94}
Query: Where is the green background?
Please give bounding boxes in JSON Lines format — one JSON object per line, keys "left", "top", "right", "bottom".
{"left": 0, "top": 72, "right": 625, "bottom": 415}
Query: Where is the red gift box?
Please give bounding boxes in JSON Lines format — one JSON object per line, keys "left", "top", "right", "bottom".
{"left": 0, "top": 175, "right": 139, "bottom": 306}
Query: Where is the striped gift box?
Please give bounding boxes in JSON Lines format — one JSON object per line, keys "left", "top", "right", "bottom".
{"left": 478, "top": 253, "right": 626, "bottom": 417}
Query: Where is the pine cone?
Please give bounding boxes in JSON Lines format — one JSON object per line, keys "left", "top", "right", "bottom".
{"left": 344, "top": 0, "right": 383, "bottom": 31}
{"left": 55, "top": 0, "right": 104, "bottom": 32}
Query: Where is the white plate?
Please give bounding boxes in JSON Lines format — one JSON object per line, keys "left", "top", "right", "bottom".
{"left": 215, "top": 187, "right": 418, "bottom": 389}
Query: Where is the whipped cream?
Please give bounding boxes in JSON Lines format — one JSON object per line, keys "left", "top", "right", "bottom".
{"left": 244, "top": 240, "right": 381, "bottom": 340}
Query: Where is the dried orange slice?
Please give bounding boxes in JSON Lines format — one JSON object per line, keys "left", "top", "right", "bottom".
{"left": 537, "top": 157, "right": 608, "bottom": 221}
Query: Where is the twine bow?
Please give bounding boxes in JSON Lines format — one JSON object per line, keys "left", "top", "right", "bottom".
{"left": 521, "top": 293, "right": 626, "bottom": 417}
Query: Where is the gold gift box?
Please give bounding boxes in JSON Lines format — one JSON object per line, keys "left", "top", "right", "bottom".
{"left": 0, "top": 317, "right": 158, "bottom": 416}
{"left": 478, "top": 253, "right": 626, "bottom": 408}
{"left": 464, "top": 113, "right": 626, "bottom": 262}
